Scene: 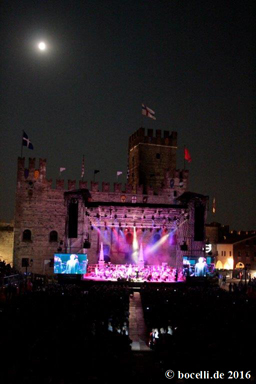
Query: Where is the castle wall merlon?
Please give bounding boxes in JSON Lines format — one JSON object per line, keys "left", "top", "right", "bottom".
{"left": 170, "top": 131, "right": 177, "bottom": 146}
{"left": 146, "top": 186, "right": 154, "bottom": 195}
{"left": 125, "top": 184, "right": 133, "bottom": 194}
{"left": 46, "top": 179, "right": 53, "bottom": 188}
{"left": 68, "top": 180, "right": 76, "bottom": 190}
{"left": 28, "top": 158, "right": 36, "bottom": 171}
{"left": 18, "top": 157, "right": 25, "bottom": 169}
{"left": 39, "top": 158, "right": 47, "bottom": 179}
{"left": 56, "top": 180, "right": 65, "bottom": 190}
{"left": 91, "top": 182, "right": 99, "bottom": 192}
{"left": 129, "top": 128, "right": 178, "bottom": 149}
{"left": 102, "top": 182, "right": 110, "bottom": 192}
{"left": 17, "top": 157, "right": 25, "bottom": 181}
{"left": 136, "top": 185, "right": 143, "bottom": 195}
{"left": 182, "top": 170, "right": 189, "bottom": 179}
{"left": 79, "top": 181, "right": 88, "bottom": 189}
{"left": 114, "top": 183, "right": 122, "bottom": 193}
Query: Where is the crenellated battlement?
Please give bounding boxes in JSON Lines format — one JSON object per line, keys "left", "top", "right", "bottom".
{"left": 129, "top": 128, "right": 177, "bottom": 150}
{"left": 17, "top": 157, "right": 47, "bottom": 182}
{"left": 17, "top": 157, "right": 188, "bottom": 196}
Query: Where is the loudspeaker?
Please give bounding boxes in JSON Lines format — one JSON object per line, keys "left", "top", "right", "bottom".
{"left": 83, "top": 240, "right": 91, "bottom": 249}
{"left": 22, "top": 258, "right": 29, "bottom": 267}
{"left": 194, "top": 203, "right": 205, "bottom": 241}
{"left": 68, "top": 200, "right": 78, "bottom": 238}
{"left": 180, "top": 242, "right": 188, "bottom": 251}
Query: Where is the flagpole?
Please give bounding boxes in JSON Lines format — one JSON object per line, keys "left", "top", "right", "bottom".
{"left": 184, "top": 145, "right": 186, "bottom": 170}
{"left": 141, "top": 101, "right": 145, "bottom": 127}
{"left": 21, "top": 130, "right": 24, "bottom": 158}
{"left": 82, "top": 155, "right": 84, "bottom": 181}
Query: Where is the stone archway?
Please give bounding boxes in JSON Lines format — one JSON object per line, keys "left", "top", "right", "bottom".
{"left": 236, "top": 262, "right": 244, "bottom": 269}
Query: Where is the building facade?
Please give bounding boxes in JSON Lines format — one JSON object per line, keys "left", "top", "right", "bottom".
{"left": 0, "top": 221, "right": 14, "bottom": 266}
{"left": 13, "top": 129, "right": 208, "bottom": 275}
{"left": 206, "top": 223, "right": 256, "bottom": 273}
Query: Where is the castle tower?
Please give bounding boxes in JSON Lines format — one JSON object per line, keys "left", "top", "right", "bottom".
{"left": 128, "top": 128, "right": 177, "bottom": 193}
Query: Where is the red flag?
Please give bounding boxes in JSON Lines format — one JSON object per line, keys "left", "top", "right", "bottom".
{"left": 184, "top": 148, "right": 192, "bottom": 162}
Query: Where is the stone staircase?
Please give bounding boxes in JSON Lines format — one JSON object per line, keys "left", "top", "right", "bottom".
{"left": 129, "top": 292, "right": 151, "bottom": 351}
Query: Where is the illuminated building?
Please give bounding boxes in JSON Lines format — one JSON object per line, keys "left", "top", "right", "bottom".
{"left": 13, "top": 129, "right": 208, "bottom": 275}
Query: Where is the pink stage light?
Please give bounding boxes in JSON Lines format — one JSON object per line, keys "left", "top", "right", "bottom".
{"left": 145, "top": 232, "right": 171, "bottom": 256}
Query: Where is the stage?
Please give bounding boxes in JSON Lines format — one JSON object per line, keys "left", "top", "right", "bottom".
{"left": 82, "top": 263, "right": 185, "bottom": 283}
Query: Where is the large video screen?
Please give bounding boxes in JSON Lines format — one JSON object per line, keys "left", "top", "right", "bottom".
{"left": 54, "top": 253, "right": 88, "bottom": 274}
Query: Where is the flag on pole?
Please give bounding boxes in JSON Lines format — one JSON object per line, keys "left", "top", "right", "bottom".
{"left": 59, "top": 167, "right": 66, "bottom": 173}
{"left": 22, "top": 131, "right": 34, "bottom": 149}
{"left": 94, "top": 170, "right": 100, "bottom": 175}
{"left": 117, "top": 171, "right": 122, "bottom": 177}
{"left": 81, "top": 155, "right": 85, "bottom": 179}
{"left": 142, "top": 104, "right": 156, "bottom": 120}
{"left": 212, "top": 197, "right": 216, "bottom": 214}
{"left": 127, "top": 166, "right": 130, "bottom": 180}
{"left": 184, "top": 147, "right": 192, "bottom": 163}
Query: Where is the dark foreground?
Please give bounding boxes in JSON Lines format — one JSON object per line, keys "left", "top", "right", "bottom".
{"left": 0, "top": 279, "right": 255, "bottom": 383}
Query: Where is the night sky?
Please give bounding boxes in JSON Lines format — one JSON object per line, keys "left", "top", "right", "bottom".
{"left": 0, "top": 0, "right": 255, "bottom": 230}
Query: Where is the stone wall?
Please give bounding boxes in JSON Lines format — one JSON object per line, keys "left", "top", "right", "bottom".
{"left": 14, "top": 155, "right": 207, "bottom": 275}
{"left": 14, "top": 158, "right": 66, "bottom": 274}
{"left": 0, "top": 222, "right": 14, "bottom": 265}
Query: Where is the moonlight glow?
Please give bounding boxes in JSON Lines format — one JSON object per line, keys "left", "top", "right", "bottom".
{"left": 38, "top": 42, "right": 46, "bottom": 51}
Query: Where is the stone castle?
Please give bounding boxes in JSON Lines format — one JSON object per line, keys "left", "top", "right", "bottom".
{"left": 13, "top": 128, "right": 208, "bottom": 274}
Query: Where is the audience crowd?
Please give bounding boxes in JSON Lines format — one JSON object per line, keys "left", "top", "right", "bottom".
{"left": 141, "top": 283, "right": 256, "bottom": 368}
{"left": 0, "top": 283, "right": 133, "bottom": 384}
{"left": 1, "top": 262, "right": 256, "bottom": 383}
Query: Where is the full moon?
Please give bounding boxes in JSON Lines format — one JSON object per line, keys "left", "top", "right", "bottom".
{"left": 38, "top": 42, "right": 46, "bottom": 51}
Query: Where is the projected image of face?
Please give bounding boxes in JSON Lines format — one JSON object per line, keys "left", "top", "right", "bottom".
{"left": 54, "top": 254, "right": 88, "bottom": 274}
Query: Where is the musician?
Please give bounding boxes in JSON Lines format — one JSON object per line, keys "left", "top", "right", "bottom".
{"left": 66, "top": 254, "right": 79, "bottom": 274}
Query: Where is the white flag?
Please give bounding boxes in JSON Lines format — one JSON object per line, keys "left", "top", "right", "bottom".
{"left": 60, "top": 167, "right": 66, "bottom": 173}
{"left": 117, "top": 171, "right": 123, "bottom": 177}
{"left": 142, "top": 104, "right": 156, "bottom": 120}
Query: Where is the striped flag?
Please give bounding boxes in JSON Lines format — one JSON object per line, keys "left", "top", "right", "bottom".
{"left": 81, "top": 155, "right": 85, "bottom": 179}
{"left": 142, "top": 104, "right": 156, "bottom": 120}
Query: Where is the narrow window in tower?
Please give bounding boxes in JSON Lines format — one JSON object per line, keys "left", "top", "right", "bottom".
{"left": 156, "top": 153, "right": 160, "bottom": 159}
{"left": 49, "top": 231, "right": 58, "bottom": 242}
{"left": 23, "top": 229, "right": 32, "bottom": 242}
